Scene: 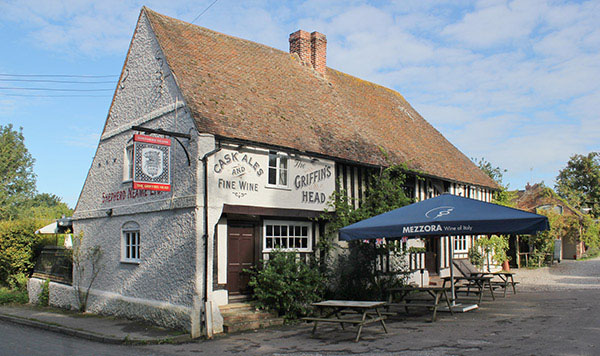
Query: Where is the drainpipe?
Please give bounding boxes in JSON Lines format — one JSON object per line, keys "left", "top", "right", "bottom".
{"left": 200, "top": 144, "right": 221, "bottom": 336}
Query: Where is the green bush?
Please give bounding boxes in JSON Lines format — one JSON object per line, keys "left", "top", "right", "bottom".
{"left": 38, "top": 279, "right": 50, "bottom": 306}
{"left": 0, "top": 286, "right": 28, "bottom": 304}
{"left": 468, "top": 246, "right": 484, "bottom": 269}
{"left": 0, "top": 219, "right": 42, "bottom": 287}
{"left": 247, "top": 250, "right": 323, "bottom": 320}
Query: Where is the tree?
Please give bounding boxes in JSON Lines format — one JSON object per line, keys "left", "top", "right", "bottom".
{"left": 0, "top": 124, "right": 36, "bottom": 220}
{"left": 20, "top": 193, "right": 72, "bottom": 221}
{"left": 556, "top": 152, "right": 600, "bottom": 218}
{"left": 472, "top": 157, "right": 514, "bottom": 206}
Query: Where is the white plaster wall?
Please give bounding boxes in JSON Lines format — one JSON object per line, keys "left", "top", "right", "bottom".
{"left": 71, "top": 11, "right": 204, "bottom": 333}
{"left": 28, "top": 277, "right": 192, "bottom": 330}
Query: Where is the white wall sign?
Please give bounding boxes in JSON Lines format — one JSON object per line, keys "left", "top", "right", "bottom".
{"left": 209, "top": 148, "right": 335, "bottom": 211}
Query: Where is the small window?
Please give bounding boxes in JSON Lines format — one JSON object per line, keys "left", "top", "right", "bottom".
{"left": 123, "top": 144, "right": 134, "bottom": 182}
{"left": 454, "top": 236, "right": 468, "bottom": 252}
{"left": 122, "top": 222, "right": 140, "bottom": 263}
{"left": 263, "top": 220, "right": 311, "bottom": 252}
{"left": 268, "top": 151, "right": 288, "bottom": 187}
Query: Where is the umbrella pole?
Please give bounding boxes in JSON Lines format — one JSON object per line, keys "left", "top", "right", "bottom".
{"left": 449, "top": 236, "right": 456, "bottom": 306}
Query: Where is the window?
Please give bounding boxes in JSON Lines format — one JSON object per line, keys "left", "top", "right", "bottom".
{"left": 263, "top": 220, "right": 311, "bottom": 252}
{"left": 122, "top": 222, "right": 140, "bottom": 263}
{"left": 454, "top": 236, "right": 467, "bottom": 252}
{"left": 267, "top": 151, "right": 288, "bottom": 187}
{"left": 123, "top": 144, "right": 134, "bottom": 182}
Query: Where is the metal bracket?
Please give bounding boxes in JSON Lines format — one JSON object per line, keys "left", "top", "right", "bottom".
{"left": 132, "top": 125, "right": 191, "bottom": 166}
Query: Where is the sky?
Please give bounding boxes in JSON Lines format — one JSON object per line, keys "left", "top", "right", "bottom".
{"left": 0, "top": 0, "right": 599, "bottom": 208}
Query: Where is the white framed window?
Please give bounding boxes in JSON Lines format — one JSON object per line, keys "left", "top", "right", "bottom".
{"left": 454, "top": 236, "right": 468, "bottom": 252}
{"left": 267, "top": 151, "right": 288, "bottom": 187}
{"left": 121, "top": 222, "right": 141, "bottom": 263}
{"left": 263, "top": 220, "right": 311, "bottom": 252}
{"left": 123, "top": 144, "right": 134, "bottom": 182}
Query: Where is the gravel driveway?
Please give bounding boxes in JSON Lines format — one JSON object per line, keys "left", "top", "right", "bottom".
{"left": 515, "top": 256, "right": 600, "bottom": 291}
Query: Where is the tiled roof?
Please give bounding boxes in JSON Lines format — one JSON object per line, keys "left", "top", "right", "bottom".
{"left": 512, "top": 183, "right": 581, "bottom": 216}
{"left": 144, "top": 8, "right": 498, "bottom": 189}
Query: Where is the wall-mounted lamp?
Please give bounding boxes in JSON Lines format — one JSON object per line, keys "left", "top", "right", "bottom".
{"left": 106, "top": 209, "right": 113, "bottom": 217}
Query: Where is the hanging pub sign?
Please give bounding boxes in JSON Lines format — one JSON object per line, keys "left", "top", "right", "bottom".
{"left": 132, "top": 134, "right": 171, "bottom": 191}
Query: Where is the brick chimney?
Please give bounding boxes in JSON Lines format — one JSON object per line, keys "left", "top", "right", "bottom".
{"left": 289, "top": 30, "right": 327, "bottom": 75}
{"left": 311, "top": 32, "right": 327, "bottom": 75}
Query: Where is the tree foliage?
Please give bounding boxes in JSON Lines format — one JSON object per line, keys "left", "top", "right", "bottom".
{"left": 556, "top": 152, "right": 600, "bottom": 218}
{"left": 472, "top": 157, "right": 515, "bottom": 206}
{"left": 20, "top": 193, "right": 72, "bottom": 221}
{"left": 0, "top": 219, "right": 41, "bottom": 288}
{"left": 320, "top": 164, "right": 412, "bottom": 300}
{"left": 0, "top": 124, "right": 36, "bottom": 220}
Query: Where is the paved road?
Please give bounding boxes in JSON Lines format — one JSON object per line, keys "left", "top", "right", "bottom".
{"left": 0, "top": 321, "right": 170, "bottom": 356}
{"left": 1, "top": 258, "right": 599, "bottom": 355}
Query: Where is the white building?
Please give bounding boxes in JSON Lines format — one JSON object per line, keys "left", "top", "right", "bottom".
{"left": 28, "top": 7, "right": 498, "bottom": 337}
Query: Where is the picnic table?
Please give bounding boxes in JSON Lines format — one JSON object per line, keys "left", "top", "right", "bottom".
{"left": 303, "top": 300, "right": 388, "bottom": 342}
{"left": 488, "top": 271, "right": 518, "bottom": 297}
{"left": 386, "top": 286, "right": 453, "bottom": 322}
{"left": 442, "top": 275, "right": 495, "bottom": 304}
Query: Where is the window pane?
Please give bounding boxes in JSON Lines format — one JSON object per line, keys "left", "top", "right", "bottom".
{"left": 274, "top": 225, "right": 280, "bottom": 236}
{"left": 279, "top": 157, "right": 287, "bottom": 169}
{"left": 268, "top": 153, "right": 277, "bottom": 168}
{"left": 126, "top": 233, "right": 130, "bottom": 259}
{"left": 281, "top": 225, "right": 287, "bottom": 236}
{"left": 301, "top": 238, "right": 307, "bottom": 248}
{"left": 268, "top": 167, "right": 277, "bottom": 185}
{"left": 301, "top": 226, "right": 308, "bottom": 236}
{"left": 266, "top": 237, "right": 273, "bottom": 249}
{"left": 279, "top": 169, "right": 287, "bottom": 185}
{"left": 295, "top": 226, "right": 301, "bottom": 236}
{"left": 282, "top": 237, "right": 288, "bottom": 249}
{"left": 266, "top": 225, "right": 273, "bottom": 236}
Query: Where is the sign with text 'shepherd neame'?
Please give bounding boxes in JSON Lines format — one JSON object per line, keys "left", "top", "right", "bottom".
{"left": 133, "top": 134, "right": 171, "bottom": 191}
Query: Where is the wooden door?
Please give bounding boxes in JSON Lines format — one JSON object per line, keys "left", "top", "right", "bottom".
{"left": 227, "top": 225, "right": 255, "bottom": 295}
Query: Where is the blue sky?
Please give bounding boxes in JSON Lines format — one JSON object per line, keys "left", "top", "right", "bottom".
{"left": 1, "top": 0, "right": 599, "bottom": 208}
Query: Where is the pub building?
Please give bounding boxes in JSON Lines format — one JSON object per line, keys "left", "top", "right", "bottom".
{"left": 28, "top": 8, "right": 498, "bottom": 337}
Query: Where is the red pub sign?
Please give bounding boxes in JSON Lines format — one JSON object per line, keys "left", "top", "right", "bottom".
{"left": 132, "top": 134, "right": 171, "bottom": 191}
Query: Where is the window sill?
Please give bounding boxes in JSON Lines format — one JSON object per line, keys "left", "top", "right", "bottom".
{"left": 120, "top": 260, "right": 140, "bottom": 265}
{"left": 265, "top": 185, "right": 291, "bottom": 191}
{"left": 262, "top": 249, "right": 312, "bottom": 253}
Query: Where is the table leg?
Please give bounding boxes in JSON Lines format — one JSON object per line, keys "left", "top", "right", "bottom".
{"left": 477, "top": 281, "right": 484, "bottom": 304}
{"left": 355, "top": 311, "right": 368, "bottom": 342}
{"left": 335, "top": 311, "right": 345, "bottom": 330}
{"left": 502, "top": 276, "right": 508, "bottom": 298}
{"left": 431, "top": 291, "right": 441, "bottom": 322}
{"left": 510, "top": 275, "right": 517, "bottom": 294}
{"left": 487, "top": 279, "right": 495, "bottom": 301}
{"left": 442, "top": 289, "right": 454, "bottom": 315}
{"left": 375, "top": 308, "right": 388, "bottom": 333}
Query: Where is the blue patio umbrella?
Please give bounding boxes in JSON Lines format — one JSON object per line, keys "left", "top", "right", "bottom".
{"left": 339, "top": 193, "right": 549, "bottom": 305}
